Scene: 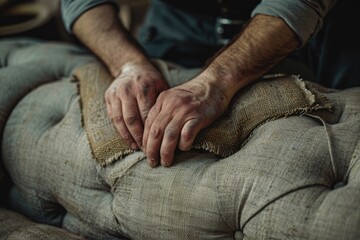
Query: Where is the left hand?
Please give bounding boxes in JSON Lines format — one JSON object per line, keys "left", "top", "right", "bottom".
{"left": 142, "top": 75, "right": 230, "bottom": 167}
{"left": 105, "top": 60, "right": 168, "bottom": 150}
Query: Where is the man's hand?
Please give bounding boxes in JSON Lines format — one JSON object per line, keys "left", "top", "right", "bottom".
{"left": 143, "top": 75, "right": 230, "bottom": 167}
{"left": 72, "top": 4, "right": 170, "bottom": 150}
{"left": 105, "top": 61, "right": 169, "bottom": 150}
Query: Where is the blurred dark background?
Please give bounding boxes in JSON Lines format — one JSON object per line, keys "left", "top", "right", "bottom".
{"left": 0, "top": 0, "right": 150, "bottom": 42}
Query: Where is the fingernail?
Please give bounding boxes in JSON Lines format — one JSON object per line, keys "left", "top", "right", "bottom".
{"left": 161, "top": 159, "right": 170, "bottom": 167}
{"left": 148, "top": 159, "right": 157, "bottom": 168}
{"left": 147, "top": 156, "right": 154, "bottom": 164}
{"left": 130, "top": 142, "right": 138, "bottom": 150}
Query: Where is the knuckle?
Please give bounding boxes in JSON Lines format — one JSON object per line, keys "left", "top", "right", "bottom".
{"left": 113, "top": 115, "right": 124, "bottom": 124}
{"left": 116, "top": 83, "right": 131, "bottom": 97}
{"left": 122, "top": 134, "right": 131, "bottom": 141}
{"left": 123, "top": 86, "right": 131, "bottom": 96}
{"left": 157, "top": 91, "right": 168, "bottom": 101}
{"left": 124, "top": 114, "right": 139, "bottom": 125}
{"left": 133, "top": 134, "right": 143, "bottom": 144}
{"left": 150, "top": 125, "right": 162, "bottom": 139}
{"left": 145, "top": 115, "right": 152, "bottom": 125}
{"left": 138, "top": 82, "right": 151, "bottom": 96}
{"left": 165, "top": 128, "right": 177, "bottom": 140}
{"left": 181, "top": 129, "right": 192, "bottom": 141}
{"left": 181, "top": 120, "right": 200, "bottom": 141}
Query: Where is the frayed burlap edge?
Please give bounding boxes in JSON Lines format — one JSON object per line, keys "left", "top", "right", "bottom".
{"left": 76, "top": 63, "right": 333, "bottom": 166}
{"left": 191, "top": 74, "right": 333, "bottom": 157}
{"left": 75, "top": 62, "right": 135, "bottom": 166}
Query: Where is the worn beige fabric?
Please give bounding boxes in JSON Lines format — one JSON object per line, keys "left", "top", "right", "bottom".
{"left": 0, "top": 208, "right": 84, "bottom": 240}
{"left": 76, "top": 62, "right": 332, "bottom": 166}
{"left": 0, "top": 39, "right": 93, "bottom": 187}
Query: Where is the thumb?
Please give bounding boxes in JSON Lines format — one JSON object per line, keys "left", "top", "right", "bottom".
{"left": 178, "top": 118, "right": 203, "bottom": 151}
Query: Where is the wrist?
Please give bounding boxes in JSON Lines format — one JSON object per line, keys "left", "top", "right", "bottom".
{"left": 200, "top": 62, "right": 243, "bottom": 100}
{"left": 72, "top": 4, "right": 151, "bottom": 78}
{"left": 108, "top": 52, "right": 149, "bottom": 77}
{"left": 113, "top": 58, "right": 162, "bottom": 81}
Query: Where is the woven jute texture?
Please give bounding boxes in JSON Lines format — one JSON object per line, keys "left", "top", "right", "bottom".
{"left": 76, "top": 62, "right": 333, "bottom": 166}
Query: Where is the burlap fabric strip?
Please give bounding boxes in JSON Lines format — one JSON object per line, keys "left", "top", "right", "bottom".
{"left": 76, "top": 62, "right": 333, "bottom": 166}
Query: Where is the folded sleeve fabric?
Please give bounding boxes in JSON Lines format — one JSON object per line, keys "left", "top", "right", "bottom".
{"left": 252, "top": 0, "right": 337, "bottom": 46}
{"left": 61, "top": 0, "right": 118, "bottom": 33}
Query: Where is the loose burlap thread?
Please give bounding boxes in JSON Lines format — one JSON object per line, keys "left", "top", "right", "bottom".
{"left": 76, "top": 62, "right": 333, "bottom": 166}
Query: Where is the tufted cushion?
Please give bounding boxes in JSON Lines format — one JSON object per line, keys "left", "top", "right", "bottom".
{"left": 0, "top": 207, "right": 84, "bottom": 239}
{"left": 1, "top": 39, "right": 360, "bottom": 239}
{"left": 0, "top": 38, "right": 93, "bottom": 187}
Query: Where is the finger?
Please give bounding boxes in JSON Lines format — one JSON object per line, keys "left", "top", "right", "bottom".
{"left": 121, "top": 96, "right": 144, "bottom": 149}
{"left": 178, "top": 118, "right": 202, "bottom": 151}
{"left": 111, "top": 98, "right": 136, "bottom": 149}
{"left": 160, "top": 120, "right": 182, "bottom": 167}
{"left": 145, "top": 120, "right": 164, "bottom": 167}
{"left": 105, "top": 85, "right": 118, "bottom": 119}
{"left": 142, "top": 101, "right": 162, "bottom": 155}
{"left": 137, "top": 87, "right": 157, "bottom": 124}
{"left": 144, "top": 102, "right": 167, "bottom": 167}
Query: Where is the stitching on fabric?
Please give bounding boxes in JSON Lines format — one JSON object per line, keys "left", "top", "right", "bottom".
{"left": 306, "top": 114, "right": 338, "bottom": 183}
{"left": 241, "top": 183, "right": 330, "bottom": 231}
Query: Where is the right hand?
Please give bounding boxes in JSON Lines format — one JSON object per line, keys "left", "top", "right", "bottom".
{"left": 105, "top": 60, "right": 169, "bottom": 150}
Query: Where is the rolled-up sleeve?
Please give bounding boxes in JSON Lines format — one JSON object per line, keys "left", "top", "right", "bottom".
{"left": 61, "top": 0, "right": 118, "bottom": 33}
{"left": 251, "top": 0, "right": 337, "bottom": 46}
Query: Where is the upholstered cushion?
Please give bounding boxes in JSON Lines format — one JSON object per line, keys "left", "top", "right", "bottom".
{"left": 1, "top": 39, "right": 360, "bottom": 239}
{"left": 0, "top": 207, "right": 84, "bottom": 240}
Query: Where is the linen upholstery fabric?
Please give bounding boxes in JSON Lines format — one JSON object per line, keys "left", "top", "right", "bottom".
{"left": 0, "top": 207, "right": 84, "bottom": 240}
{"left": 0, "top": 38, "right": 94, "bottom": 187}
{"left": 1, "top": 39, "right": 360, "bottom": 239}
{"left": 76, "top": 62, "right": 332, "bottom": 166}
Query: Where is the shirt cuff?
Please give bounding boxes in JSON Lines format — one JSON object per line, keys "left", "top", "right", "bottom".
{"left": 251, "top": 0, "right": 337, "bottom": 47}
{"left": 61, "top": 0, "right": 119, "bottom": 34}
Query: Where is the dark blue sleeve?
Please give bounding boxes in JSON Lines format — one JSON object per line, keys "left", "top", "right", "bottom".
{"left": 61, "top": 0, "right": 118, "bottom": 33}
{"left": 251, "top": 0, "right": 337, "bottom": 46}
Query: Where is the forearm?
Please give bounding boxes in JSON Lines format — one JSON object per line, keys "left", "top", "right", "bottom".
{"left": 202, "top": 14, "right": 300, "bottom": 100}
{"left": 73, "top": 4, "right": 148, "bottom": 77}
